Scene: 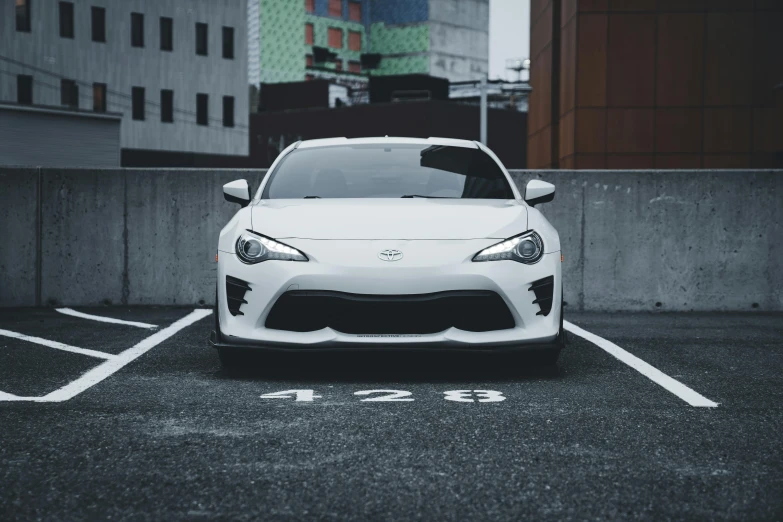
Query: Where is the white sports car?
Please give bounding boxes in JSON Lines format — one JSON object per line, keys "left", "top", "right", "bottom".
{"left": 211, "top": 137, "right": 564, "bottom": 366}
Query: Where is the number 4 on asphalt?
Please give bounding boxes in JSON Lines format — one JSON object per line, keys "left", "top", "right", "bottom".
{"left": 259, "top": 390, "right": 322, "bottom": 402}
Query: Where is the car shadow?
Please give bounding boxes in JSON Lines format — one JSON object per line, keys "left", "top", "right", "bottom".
{"left": 215, "top": 350, "right": 562, "bottom": 383}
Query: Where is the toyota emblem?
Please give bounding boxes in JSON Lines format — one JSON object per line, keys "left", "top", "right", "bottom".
{"left": 378, "top": 249, "right": 403, "bottom": 262}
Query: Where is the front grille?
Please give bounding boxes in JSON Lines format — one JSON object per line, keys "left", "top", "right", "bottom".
{"left": 226, "top": 276, "right": 251, "bottom": 316}
{"left": 265, "top": 290, "right": 516, "bottom": 334}
{"left": 529, "top": 276, "right": 554, "bottom": 316}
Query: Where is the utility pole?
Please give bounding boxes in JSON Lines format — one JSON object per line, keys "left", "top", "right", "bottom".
{"left": 480, "top": 75, "right": 488, "bottom": 145}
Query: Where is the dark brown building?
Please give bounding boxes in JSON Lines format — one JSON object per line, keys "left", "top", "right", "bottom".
{"left": 528, "top": 0, "right": 783, "bottom": 169}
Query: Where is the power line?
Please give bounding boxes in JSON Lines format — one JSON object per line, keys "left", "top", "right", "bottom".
{"left": 0, "top": 68, "right": 248, "bottom": 136}
{"left": 0, "top": 54, "right": 249, "bottom": 131}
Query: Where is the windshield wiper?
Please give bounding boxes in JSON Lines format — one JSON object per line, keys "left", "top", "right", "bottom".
{"left": 401, "top": 194, "right": 452, "bottom": 198}
{"left": 303, "top": 195, "right": 321, "bottom": 199}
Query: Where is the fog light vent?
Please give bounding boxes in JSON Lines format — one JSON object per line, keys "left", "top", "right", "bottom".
{"left": 529, "top": 276, "right": 554, "bottom": 316}
{"left": 226, "top": 276, "right": 251, "bottom": 316}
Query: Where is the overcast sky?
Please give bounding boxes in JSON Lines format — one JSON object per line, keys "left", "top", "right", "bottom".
{"left": 489, "top": 0, "right": 530, "bottom": 81}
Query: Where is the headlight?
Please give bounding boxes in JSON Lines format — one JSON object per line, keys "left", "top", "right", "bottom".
{"left": 472, "top": 231, "right": 543, "bottom": 264}
{"left": 236, "top": 231, "right": 308, "bottom": 264}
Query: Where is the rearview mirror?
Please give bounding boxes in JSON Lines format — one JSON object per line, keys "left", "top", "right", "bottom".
{"left": 223, "top": 179, "right": 250, "bottom": 207}
{"left": 524, "top": 180, "right": 555, "bottom": 207}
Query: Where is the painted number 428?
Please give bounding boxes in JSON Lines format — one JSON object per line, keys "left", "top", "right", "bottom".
{"left": 258, "top": 389, "right": 506, "bottom": 403}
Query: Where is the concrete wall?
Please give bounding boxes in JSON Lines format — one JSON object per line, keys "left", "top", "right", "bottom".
{"left": 0, "top": 168, "right": 780, "bottom": 311}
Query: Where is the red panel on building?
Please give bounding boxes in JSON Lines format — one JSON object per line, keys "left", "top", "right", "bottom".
{"left": 348, "top": 61, "right": 361, "bottom": 73}
{"left": 329, "top": 0, "right": 342, "bottom": 17}
{"left": 305, "top": 23, "right": 314, "bottom": 44}
{"left": 349, "top": 1, "right": 362, "bottom": 21}
{"left": 348, "top": 30, "right": 361, "bottom": 51}
{"left": 328, "top": 27, "right": 343, "bottom": 48}
{"left": 306, "top": 54, "right": 313, "bottom": 67}
{"left": 305, "top": 0, "right": 315, "bottom": 13}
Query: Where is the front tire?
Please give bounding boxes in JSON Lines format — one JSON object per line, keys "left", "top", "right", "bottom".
{"left": 217, "top": 346, "right": 245, "bottom": 368}
{"left": 535, "top": 289, "right": 566, "bottom": 366}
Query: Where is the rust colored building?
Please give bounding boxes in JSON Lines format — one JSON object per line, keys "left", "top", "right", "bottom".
{"left": 527, "top": 0, "right": 783, "bottom": 169}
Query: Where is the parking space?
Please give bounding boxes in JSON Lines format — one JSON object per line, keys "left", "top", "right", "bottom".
{"left": 1, "top": 307, "right": 781, "bottom": 520}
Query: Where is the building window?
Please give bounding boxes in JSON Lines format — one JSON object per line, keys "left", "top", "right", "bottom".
{"left": 222, "top": 27, "right": 234, "bottom": 59}
{"left": 60, "top": 79, "right": 78, "bottom": 108}
{"left": 328, "top": 27, "right": 343, "bottom": 49}
{"left": 131, "top": 13, "right": 144, "bottom": 47}
{"left": 160, "top": 17, "right": 173, "bottom": 51}
{"left": 328, "top": 0, "right": 342, "bottom": 17}
{"left": 334, "top": 59, "right": 343, "bottom": 71}
{"left": 132, "top": 86, "right": 145, "bottom": 120}
{"left": 59, "top": 2, "right": 74, "bottom": 39}
{"left": 91, "top": 7, "right": 105, "bottom": 42}
{"left": 348, "top": 30, "right": 361, "bottom": 51}
{"left": 349, "top": 1, "right": 361, "bottom": 21}
{"left": 16, "top": 0, "right": 31, "bottom": 32}
{"left": 196, "top": 23, "right": 208, "bottom": 56}
{"left": 17, "top": 75, "right": 33, "bottom": 105}
{"left": 196, "top": 93, "right": 208, "bottom": 125}
{"left": 93, "top": 83, "right": 106, "bottom": 112}
{"left": 348, "top": 60, "right": 361, "bottom": 73}
{"left": 305, "top": 23, "right": 314, "bottom": 45}
{"left": 305, "top": 0, "right": 314, "bottom": 13}
{"left": 161, "top": 89, "right": 174, "bottom": 123}
{"left": 223, "top": 96, "right": 235, "bottom": 128}
{"left": 306, "top": 54, "right": 313, "bottom": 67}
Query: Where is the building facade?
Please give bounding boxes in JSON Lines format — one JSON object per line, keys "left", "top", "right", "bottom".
{"left": 250, "top": 0, "right": 489, "bottom": 86}
{"left": 1, "top": 0, "right": 249, "bottom": 161}
{"left": 527, "top": 0, "right": 783, "bottom": 169}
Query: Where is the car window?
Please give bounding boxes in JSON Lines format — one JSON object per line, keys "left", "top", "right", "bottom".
{"left": 261, "top": 144, "right": 515, "bottom": 199}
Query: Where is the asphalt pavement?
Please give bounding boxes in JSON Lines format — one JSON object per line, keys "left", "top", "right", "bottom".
{"left": 0, "top": 307, "right": 781, "bottom": 521}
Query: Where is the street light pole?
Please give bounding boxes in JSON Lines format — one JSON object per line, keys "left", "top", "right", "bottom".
{"left": 480, "top": 75, "right": 487, "bottom": 145}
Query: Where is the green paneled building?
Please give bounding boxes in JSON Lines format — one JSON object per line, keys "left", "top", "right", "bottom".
{"left": 248, "top": 0, "right": 489, "bottom": 86}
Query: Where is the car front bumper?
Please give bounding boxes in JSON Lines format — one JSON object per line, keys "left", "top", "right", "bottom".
{"left": 215, "top": 238, "right": 562, "bottom": 350}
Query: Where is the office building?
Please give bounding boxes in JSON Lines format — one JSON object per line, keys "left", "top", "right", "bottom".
{"left": 0, "top": 0, "right": 249, "bottom": 166}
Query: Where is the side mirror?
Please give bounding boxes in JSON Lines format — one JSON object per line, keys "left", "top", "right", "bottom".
{"left": 223, "top": 179, "right": 250, "bottom": 207}
{"left": 524, "top": 180, "right": 555, "bottom": 207}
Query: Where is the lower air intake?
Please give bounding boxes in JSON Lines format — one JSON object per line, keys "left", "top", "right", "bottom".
{"left": 265, "top": 290, "right": 515, "bottom": 334}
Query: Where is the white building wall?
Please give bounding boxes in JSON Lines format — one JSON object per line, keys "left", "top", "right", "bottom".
{"left": 0, "top": 0, "right": 248, "bottom": 156}
{"left": 428, "top": 0, "right": 489, "bottom": 82}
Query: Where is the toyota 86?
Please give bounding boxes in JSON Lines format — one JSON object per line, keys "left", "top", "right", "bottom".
{"left": 211, "top": 137, "right": 565, "bottom": 366}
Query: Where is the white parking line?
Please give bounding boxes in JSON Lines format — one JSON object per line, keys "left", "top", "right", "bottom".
{"left": 0, "top": 309, "right": 212, "bottom": 403}
{"left": 56, "top": 308, "right": 158, "bottom": 329}
{"left": 0, "top": 328, "right": 116, "bottom": 360}
{"left": 564, "top": 320, "right": 719, "bottom": 408}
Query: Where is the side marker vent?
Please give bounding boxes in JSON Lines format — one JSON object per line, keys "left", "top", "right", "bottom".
{"left": 529, "top": 276, "right": 554, "bottom": 316}
{"left": 226, "top": 276, "right": 251, "bottom": 316}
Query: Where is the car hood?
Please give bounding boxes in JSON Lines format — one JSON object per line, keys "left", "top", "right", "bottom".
{"left": 251, "top": 199, "right": 528, "bottom": 240}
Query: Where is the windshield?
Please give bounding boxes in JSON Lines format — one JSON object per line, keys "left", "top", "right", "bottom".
{"left": 261, "top": 144, "right": 515, "bottom": 199}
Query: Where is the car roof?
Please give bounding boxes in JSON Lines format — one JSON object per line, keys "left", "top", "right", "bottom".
{"left": 296, "top": 136, "right": 479, "bottom": 149}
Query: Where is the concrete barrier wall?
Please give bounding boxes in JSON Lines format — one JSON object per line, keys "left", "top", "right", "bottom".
{"left": 0, "top": 168, "right": 780, "bottom": 311}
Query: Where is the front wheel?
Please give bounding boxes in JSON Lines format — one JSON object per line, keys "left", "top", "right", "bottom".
{"left": 535, "top": 289, "right": 566, "bottom": 366}
{"left": 217, "top": 346, "right": 245, "bottom": 368}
